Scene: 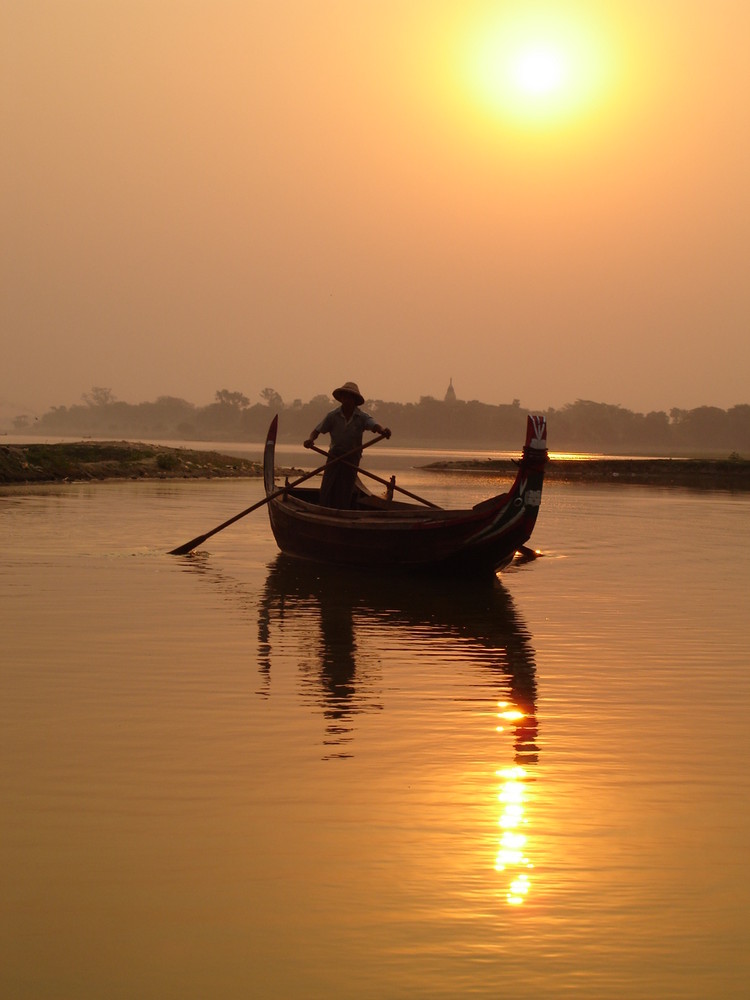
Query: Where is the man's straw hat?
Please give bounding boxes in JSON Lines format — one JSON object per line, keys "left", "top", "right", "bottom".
{"left": 332, "top": 381, "right": 364, "bottom": 406}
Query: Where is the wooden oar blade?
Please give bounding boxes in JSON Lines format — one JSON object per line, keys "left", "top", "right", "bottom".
{"left": 168, "top": 535, "right": 208, "bottom": 556}
{"left": 168, "top": 494, "right": 271, "bottom": 555}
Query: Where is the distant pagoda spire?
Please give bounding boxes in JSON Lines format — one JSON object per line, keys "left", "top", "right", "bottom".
{"left": 444, "top": 377, "right": 456, "bottom": 403}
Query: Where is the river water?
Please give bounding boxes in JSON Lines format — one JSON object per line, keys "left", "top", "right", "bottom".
{"left": 2, "top": 456, "right": 750, "bottom": 999}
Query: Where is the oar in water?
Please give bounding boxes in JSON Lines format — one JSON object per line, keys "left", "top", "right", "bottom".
{"left": 168, "top": 432, "right": 387, "bottom": 555}
{"left": 305, "top": 442, "right": 440, "bottom": 509}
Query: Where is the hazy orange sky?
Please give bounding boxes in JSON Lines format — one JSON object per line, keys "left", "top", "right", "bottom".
{"left": 3, "top": 1, "right": 748, "bottom": 421}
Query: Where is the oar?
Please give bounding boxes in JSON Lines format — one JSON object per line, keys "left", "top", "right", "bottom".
{"left": 306, "top": 442, "right": 440, "bottom": 508}
{"left": 168, "top": 433, "right": 387, "bottom": 555}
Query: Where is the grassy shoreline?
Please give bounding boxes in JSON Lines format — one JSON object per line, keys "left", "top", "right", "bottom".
{"left": 0, "top": 441, "right": 265, "bottom": 484}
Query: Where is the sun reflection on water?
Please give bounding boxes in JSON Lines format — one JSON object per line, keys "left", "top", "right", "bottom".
{"left": 495, "top": 700, "right": 535, "bottom": 905}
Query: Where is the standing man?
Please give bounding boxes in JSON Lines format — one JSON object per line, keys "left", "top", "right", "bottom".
{"left": 304, "top": 381, "right": 391, "bottom": 509}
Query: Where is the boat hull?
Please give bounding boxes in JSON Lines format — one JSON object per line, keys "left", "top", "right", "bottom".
{"left": 264, "top": 415, "right": 547, "bottom": 576}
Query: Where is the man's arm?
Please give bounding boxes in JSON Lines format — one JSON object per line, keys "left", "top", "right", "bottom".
{"left": 304, "top": 412, "right": 331, "bottom": 448}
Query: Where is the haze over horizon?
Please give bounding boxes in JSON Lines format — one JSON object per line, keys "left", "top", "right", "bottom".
{"left": 4, "top": 2, "right": 748, "bottom": 421}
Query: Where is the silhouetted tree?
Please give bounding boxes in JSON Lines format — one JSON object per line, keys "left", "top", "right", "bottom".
{"left": 670, "top": 406, "right": 728, "bottom": 450}
{"left": 260, "top": 388, "right": 283, "bottom": 408}
{"left": 215, "top": 389, "right": 250, "bottom": 409}
{"left": 83, "top": 386, "right": 115, "bottom": 407}
{"left": 727, "top": 405, "right": 750, "bottom": 453}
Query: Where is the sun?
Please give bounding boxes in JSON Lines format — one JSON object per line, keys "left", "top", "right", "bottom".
{"left": 464, "top": 10, "right": 611, "bottom": 129}
{"left": 509, "top": 43, "right": 569, "bottom": 97}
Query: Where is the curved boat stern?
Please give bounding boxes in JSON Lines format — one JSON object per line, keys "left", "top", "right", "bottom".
{"left": 263, "top": 415, "right": 279, "bottom": 499}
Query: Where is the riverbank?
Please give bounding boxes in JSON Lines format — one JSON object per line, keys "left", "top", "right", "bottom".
{"left": 0, "top": 441, "right": 265, "bottom": 484}
{"left": 3, "top": 440, "right": 750, "bottom": 491}
{"left": 422, "top": 456, "right": 750, "bottom": 490}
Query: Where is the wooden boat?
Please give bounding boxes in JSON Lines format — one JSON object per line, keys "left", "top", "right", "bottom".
{"left": 263, "top": 414, "right": 548, "bottom": 575}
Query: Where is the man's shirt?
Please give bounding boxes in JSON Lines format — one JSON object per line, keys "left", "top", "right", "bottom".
{"left": 315, "top": 407, "right": 377, "bottom": 456}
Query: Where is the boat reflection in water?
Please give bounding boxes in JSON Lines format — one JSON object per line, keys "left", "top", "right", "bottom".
{"left": 257, "top": 554, "right": 540, "bottom": 903}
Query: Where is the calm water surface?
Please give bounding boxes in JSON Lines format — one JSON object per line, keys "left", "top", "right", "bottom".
{"left": 2, "top": 464, "right": 750, "bottom": 999}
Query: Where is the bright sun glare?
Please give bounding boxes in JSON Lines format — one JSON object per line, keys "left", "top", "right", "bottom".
{"left": 510, "top": 44, "right": 568, "bottom": 96}
{"left": 465, "top": 10, "right": 611, "bottom": 129}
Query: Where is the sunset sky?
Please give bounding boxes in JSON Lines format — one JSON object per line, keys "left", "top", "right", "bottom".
{"left": 3, "top": 1, "right": 748, "bottom": 421}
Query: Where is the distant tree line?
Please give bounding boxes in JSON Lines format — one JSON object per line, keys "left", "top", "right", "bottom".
{"left": 12, "top": 388, "right": 750, "bottom": 455}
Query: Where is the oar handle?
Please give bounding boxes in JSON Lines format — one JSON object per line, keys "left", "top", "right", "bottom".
{"left": 304, "top": 431, "right": 386, "bottom": 458}
{"left": 306, "top": 443, "right": 440, "bottom": 509}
